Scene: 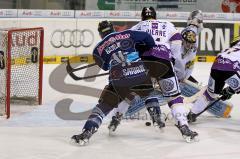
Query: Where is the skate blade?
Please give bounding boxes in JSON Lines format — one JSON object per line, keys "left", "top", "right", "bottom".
{"left": 183, "top": 135, "right": 199, "bottom": 143}
{"left": 70, "top": 138, "right": 89, "bottom": 146}
{"left": 153, "top": 125, "right": 165, "bottom": 133}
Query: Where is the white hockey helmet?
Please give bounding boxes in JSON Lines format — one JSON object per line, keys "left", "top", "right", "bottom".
{"left": 187, "top": 10, "right": 203, "bottom": 33}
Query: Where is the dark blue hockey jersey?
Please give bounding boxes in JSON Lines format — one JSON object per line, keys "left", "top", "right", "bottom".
{"left": 93, "top": 29, "right": 155, "bottom": 85}
{"left": 93, "top": 29, "right": 155, "bottom": 71}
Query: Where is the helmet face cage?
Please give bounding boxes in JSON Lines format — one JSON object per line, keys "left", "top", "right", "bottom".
{"left": 98, "top": 20, "right": 115, "bottom": 38}
{"left": 141, "top": 7, "right": 156, "bottom": 21}
{"left": 182, "top": 30, "right": 197, "bottom": 50}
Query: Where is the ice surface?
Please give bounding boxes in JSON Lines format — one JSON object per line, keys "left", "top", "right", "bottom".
{"left": 0, "top": 63, "right": 240, "bottom": 159}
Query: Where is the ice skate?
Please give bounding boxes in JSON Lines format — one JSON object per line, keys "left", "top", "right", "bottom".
{"left": 187, "top": 111, "right": 198, "bottom": 123}
{"left": 70, "top": 128, "right": 96, "bottom": 146}
{"left": 176, "top": 122, "right": 199, "bottom": 143}
{"left": 108, "top": 112, "right": 123, "bottom": 135}
{"left": 147, "top": 107, "right": 165, "bottom": 131}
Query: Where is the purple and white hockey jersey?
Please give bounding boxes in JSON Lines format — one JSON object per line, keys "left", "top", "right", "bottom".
{"left": 131, "top": 20, "right": 182, "bottom": 61}
{"left": 212, "top": 42, "right": 240, "bottom": 72}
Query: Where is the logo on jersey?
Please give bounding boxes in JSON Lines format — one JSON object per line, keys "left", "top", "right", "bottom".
{"left": 97, "top": 33, "right": 131, "bottom": 55}
{"left": 123, "top": 64, "right": 145, "bottom": 76}
{"left": 227, "top": 77, "right": 239, "bottom": 89}
{"left": 161, "top": 79, "right": 174, "bottom": 92}
{"left": 233, "top": 61, "right": 240, "bottom": 70}
{"left": 120, "top": 39, "right": 134, "bottom": 50}
{"left": 152, "top": 23, "right": 158, "bottom": 29}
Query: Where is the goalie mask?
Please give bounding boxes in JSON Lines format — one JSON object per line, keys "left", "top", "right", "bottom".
{"left": 182, "top": 29, "right": 197, "bottom": 51}
{"left": 141, "top": 7, "right": 156, "bottom": 21}
{"left": 98, "top": 20, "right": 115, "bottom": 39}
{"left": 187, "top": 10, "right": 203, "bottom": 33}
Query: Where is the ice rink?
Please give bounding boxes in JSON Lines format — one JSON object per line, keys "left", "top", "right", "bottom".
{"left": 0, "top": 62, "right": 240, "bottom": 159}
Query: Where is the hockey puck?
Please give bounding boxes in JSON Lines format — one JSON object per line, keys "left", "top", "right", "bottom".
{"left": 145, "top": 122, "right": 151, "bottom": 126}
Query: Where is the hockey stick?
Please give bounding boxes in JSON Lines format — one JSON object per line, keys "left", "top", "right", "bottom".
{"left": 66, "top": 60, "right": 97, "bottom": 73}
{"left": 195, "top": 97, "right": 222, "bottom": 118}
{"left": 66, "top": 60, "right": 109, "bottom": 80}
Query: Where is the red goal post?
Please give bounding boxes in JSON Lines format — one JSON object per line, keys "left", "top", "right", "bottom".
{"left": 0, "top": 27, "right": 44, "bottom": 119}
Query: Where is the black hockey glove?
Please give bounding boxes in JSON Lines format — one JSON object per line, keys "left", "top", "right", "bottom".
{"left": 220, "top": 87, "right": 235, "bottom": 101}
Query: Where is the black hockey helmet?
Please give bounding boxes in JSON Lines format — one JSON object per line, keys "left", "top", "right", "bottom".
{"left": 98, "top": 20, "right": 115, "bottom": 38}
{"left": 141, "top": 7, "right": 156, "bottom": 21}
{"left": 230, "top": 36, "right": 240, "bottom": 47}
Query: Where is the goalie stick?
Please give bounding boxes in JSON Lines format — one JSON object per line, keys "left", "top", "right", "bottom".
{"left": 66, "top": 60, "right": 109, "bottom": 80}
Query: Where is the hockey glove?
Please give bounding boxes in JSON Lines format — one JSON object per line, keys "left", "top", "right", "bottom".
{"left": 220, "top": 87, "right": 235, "bottom": 101}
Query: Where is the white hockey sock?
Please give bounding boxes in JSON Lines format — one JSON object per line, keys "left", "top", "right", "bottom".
{"left": 113, "top": 100, "right": 130, "bottom": 116}
{"left": 191, "top": 95, "right": 210, "bottom": 114}
{"left": 171, "top": 103, "right": 189, "bottom": 126}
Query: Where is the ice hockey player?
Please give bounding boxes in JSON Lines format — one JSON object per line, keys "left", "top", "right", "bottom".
{"left": 108, "top": 7, "right": 198, "bottom": 142}
{"left": 108, "top": 23, "right": 201, "bottom": 133}
{"left": 176, "top": 9, "right": 203, "bottom": 83}
{"left": 188, "top": 37, "right": 240, "bottom": 122}
{"left": 71, "top": 20, "right": 158, "bottom": 146}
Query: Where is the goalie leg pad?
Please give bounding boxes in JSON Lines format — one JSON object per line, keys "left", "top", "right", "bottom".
{"left": 207, "top": 100, "right": 233, "bottom": 118}
{"left": 179, "top": 82, "right": 200, "bottom": 97}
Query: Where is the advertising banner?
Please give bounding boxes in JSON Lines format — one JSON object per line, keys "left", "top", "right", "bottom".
{"left": 0, "top": 9, "right": 17, "bottom": 18}
{"left": 85, "top": 0, "right": 240, "bottom": 13}
{"left": 17, "top": 10, "right": 74, "bottom": 18}
{"left": 0, "top": 16, "right": 239, "bottom": 62}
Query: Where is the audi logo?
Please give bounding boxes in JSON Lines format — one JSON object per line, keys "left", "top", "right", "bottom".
{"left": 50, "top": 29, "right": 94, "bottom": 48}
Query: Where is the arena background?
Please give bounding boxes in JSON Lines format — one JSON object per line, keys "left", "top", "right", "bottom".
{"left": 1, "top": 9, "right": 240, "bottom": 64}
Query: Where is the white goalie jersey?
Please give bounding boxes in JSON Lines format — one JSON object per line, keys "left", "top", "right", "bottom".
{"left": 175, "top": 26, "right": 199, "bottom": 81}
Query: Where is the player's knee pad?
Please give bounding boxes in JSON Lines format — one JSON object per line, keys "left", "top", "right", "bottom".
{"left": 158, "top": 76, "right": 181, "bottom": 97}
{"left": 225, "top": 74, "right": 240, "bottom": 93}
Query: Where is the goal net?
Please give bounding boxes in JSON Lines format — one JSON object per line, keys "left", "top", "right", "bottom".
{"left": 0, "top": 27, "right": 44, "bottom": 118}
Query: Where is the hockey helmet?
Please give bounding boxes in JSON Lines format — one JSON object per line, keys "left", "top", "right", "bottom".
{"left": 187, "top": 10, "right": 203, "bottom": 32}
{"left": 182, "top": 29, "right": 197, "bottom": 50}
{"left": 182, "top": 29, "right": 197, "bottom": 44}
{"left": 230, "top": 36, "right": 240, "bottom": 47}
{"left": 98, "top": 20, "right": 115, "bottom": 38}
{"left": 141, "top": 7, "right": 156, "bottom": 21}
